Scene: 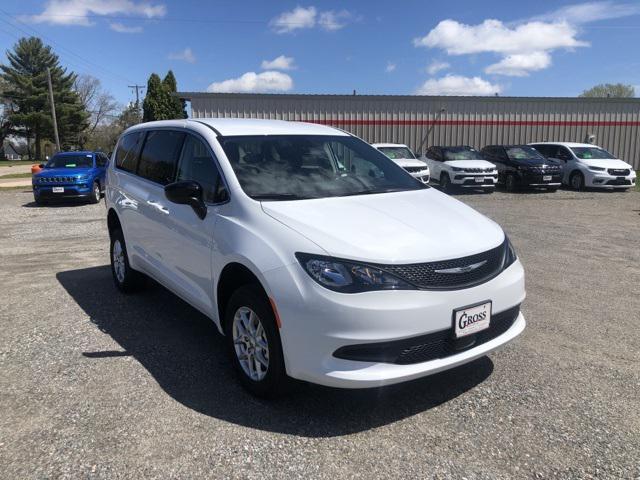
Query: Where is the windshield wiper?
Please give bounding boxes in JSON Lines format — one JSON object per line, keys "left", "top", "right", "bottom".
{"left": 251, "top": 193, "right": 314, "bottom": 201}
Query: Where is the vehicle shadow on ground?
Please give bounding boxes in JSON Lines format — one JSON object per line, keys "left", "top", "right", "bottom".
{"left": 57, "top": 265, "right": 494, "bottom": 438}
{"left": 23, "top": 200, "right": 91, "bottom": 208}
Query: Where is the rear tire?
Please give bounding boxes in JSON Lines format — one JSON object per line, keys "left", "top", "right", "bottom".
{"left": 110, "top": 228, "right": 145, "bottom": 293}
{"left": 224, "top": 284, "right": 289, "bottom": 398}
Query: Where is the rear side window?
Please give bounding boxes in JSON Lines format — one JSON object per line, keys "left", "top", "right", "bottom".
{"left": 176, "top": 135, "right": 227, "bottom": 203}
{"left": 138, "top": 130, "right": 186, "bottom": 185}
{"left": 115, "top": 132, "right": 143, "bottom": 172}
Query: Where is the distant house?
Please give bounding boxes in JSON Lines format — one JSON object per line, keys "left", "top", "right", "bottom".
{"left": 1, "top": 141, "right": 22, "bottom": 160}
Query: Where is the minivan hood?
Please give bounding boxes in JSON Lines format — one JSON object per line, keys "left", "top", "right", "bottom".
{"left": 444, "top": 160, "right": 496, "bottom": 169}
{"left": 392, "top": 158, "right": 429, "bottom": 169}
{"left": 261, "top": 189, "right": 504, "bottom": 264}
{"left": 579, "top": 158, "right": 632, "bottom": 169}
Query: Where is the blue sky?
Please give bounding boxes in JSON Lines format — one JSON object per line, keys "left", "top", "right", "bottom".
{"left": 0, "top": 0, "right": 639, "bottom": 106}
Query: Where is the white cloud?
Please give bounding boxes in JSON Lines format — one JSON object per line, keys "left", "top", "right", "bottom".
{"left": 269, "top": 6, "right": 317, "bottom": 33}
{"left": 318, "top": 10, "right": 351, "bottom": 31}
{"left": 415, "top": 75, "right": 501, "bottom": 96}
{"left": 207, "top": 71, "right": 293, "bottom": 93}
{"left": 414, "top": 19, "right": 587, "bottom": 55}
{"left": 109, "top": 22, "right": 142, "bottom": 33}
{"left": 270, "top": 6, "right": 352, "bottom": 33}
{"left": 426, "top": 60, "right": 450, "bottom": 75}
{"left": 261, "top": 55, "right": 296, "bottom": 71}
{"left": 532, "top": 1, "right": 640, "bottom": 24}
{"left": 485, "top": 51, "right": 551, "bottom": 76}
{"left": 385, "top": 62, "right": 396, "bottom": 73}
{"left": 168, "top": 47, "right": 196, "bottom": 64}
{"left": 24, "top": 0, "right": 166, "bottom": 26}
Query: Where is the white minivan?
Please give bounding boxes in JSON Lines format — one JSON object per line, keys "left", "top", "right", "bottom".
{"left": 106, "top": 119, "right": 526, "bottom": 397}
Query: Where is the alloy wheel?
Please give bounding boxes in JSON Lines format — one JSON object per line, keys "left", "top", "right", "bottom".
{"left": 232, "top": 306, "right": 270, "bottom": 381}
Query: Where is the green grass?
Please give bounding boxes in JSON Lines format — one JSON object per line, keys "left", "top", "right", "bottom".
{"left": 0, "top": 160, "right": 32, "bottom": 167}
{"left": 0, "top": 172, "right": 32, "bottom": 179}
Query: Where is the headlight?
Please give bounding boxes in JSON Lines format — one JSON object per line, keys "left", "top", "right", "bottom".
{"left": 588, "top": 166, "right": 605, "bottom": 172}
{"left": 76, "top": 175, "right": 89, "bottom": 181}
{"left": 296, "top": 253, "right": 413, "bottom": 293}
{"left": 451, "top": 167, "right": 464, "bottom": 172}
{"left": 504, "top": 235, "right": 517, "bottom": 269}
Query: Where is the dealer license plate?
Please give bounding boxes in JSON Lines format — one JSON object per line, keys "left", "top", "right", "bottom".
{"left": 543, "top": 175, "right": 552, "bottom": 181}
{"left": 454, "top": 301, "right": 491, "bottom": 338}
{"left": 474, "top": 177, "right": 484, "bottom": 183}
{"left": 52, "top": 187, "right": 64, "bottom": 193}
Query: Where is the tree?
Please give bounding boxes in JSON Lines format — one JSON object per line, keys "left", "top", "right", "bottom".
{"left": 83, "top": 102, "right": 142, "bottom": 154}
{"left": 579, "top": 83, "right": 635, "bottom": 98}
{"left": 142, "top": 70, "right": 187, "bottom": 121}
{"left": 0, "top": 77, "right": 14, "bottom": 150}
{"left": 0, "top": 37, "right": 88, "bottom": 160}
{"left": 74, "top": 74, "right": 118, "bottom": 147}
{"left": 163, "top": 70, "right": 187, "bottom": 119}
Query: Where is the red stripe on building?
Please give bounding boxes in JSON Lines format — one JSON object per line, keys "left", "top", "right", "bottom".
{"left": 303, "top": 119, "right": 640, "bottom": 127}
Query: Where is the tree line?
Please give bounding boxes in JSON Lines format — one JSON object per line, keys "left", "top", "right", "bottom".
{"left": 0, "top": 36, "right": 187, "bottom": 160}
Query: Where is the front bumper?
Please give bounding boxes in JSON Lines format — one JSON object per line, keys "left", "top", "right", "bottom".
{"left": 264, "top": 259, "right": 526, "bottom": 388}
{"left": 519, "top": 172, "right": 562, "bottom": 187}
{"left": 452, "top": 173, "right": 498, "bottom": 187}
{"left": 33, "top": 184, "right": 93, "bottom": 199}
{"left": 585, "top": 171, "right": 636, "bottom": 189}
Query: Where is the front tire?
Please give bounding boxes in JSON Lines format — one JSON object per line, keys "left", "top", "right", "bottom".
{"left": 89, "top": 181, "right": 101, "bottom": 204}
{"left": 570, "top": 171, "right": 585, "bottom": 191}
{"left": 505, "top": 173, "right": 518, "bottom": 192}
{"left": 440, "top": 173, "right": 452, "bottom": 193}
{"left": 110, "top": 228, "right": 144, "bottom": 293}
{"left": 224, "top": 285, "right": 289, "bottom": 398}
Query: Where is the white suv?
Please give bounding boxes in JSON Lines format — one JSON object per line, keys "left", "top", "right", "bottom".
{"left": 106, "top": 119, "right": 525, "bottom": 397}
{"left": 530, "top": 142, "right": 637, "bottom": 190}
{"left": 371, "top": 143, "right": 430, "bottom": 183}
{"left": 423, "top": 146, "right": 498, "bottom": 193}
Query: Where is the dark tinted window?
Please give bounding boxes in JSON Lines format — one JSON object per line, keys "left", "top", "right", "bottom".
{"left": 176, "top": 135, "right": 227, "bottom": 203}
{"left": 426, "top": 147, "right": 442, "bottom": 161}
{"left": 531, "top": 144, "right": 554, "bottom": 157}
{"left": 46, "top": 153, "right": 93, "bottom": 169}
{"left": 556, "top": 146, "right": 573, "bottom": 161}
{"left": 96, "top": 153, "right": 107, "bottom": 167}
{"left": 138, "top": 130, "right": 185, "bottom": 185}
{"left": 115, "top": 132, "right": 143, "bottom": 172}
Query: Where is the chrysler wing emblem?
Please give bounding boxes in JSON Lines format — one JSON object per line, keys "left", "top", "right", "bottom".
{"left": 435, "top": 260, "right": 487, "bottom": 274}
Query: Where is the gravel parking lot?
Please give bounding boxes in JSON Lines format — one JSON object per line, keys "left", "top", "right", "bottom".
{"left": 1, "top": 187, "right": 639, "bottom": 479}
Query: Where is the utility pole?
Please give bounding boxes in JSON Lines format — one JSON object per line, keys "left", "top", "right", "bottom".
{"left": 46, "top": 67, "right": 61, "bottom": 152}
{"left": 128, "top": 84, "right": 145, "bottom": 109}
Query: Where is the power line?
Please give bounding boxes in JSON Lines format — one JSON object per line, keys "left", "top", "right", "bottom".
{"left": 0, "top": 9, "right": 135, "bottom": 85}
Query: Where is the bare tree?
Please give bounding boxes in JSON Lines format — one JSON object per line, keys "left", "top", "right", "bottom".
{"left": 74, "top": 74, "right": 118, "bottom": 146}
{"left": 579, "top": 83, "right": 635, "bottom": 98}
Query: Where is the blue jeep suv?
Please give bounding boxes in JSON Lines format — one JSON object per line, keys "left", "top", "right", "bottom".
{"left": 32, "top": 151, "right": 109, "bottom": 205}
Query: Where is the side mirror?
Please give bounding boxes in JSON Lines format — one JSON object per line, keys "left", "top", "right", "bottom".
{"left": 164, "top": 180, "right": 207, "bottom": 219}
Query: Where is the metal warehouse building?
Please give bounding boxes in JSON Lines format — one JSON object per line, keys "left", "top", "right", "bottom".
{"left": 180, "top": 93, "right": 640, "bottom": 169}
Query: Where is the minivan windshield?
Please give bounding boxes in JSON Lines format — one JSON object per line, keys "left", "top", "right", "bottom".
{"left": 442, "top": 147, "right": 481, "bottom": 161}
{"left": 571, "top": 147, "right": 616, "bottom": 160}
{"left": 506, "top": 146, "right": 546, "bottom": 161}
{"left": 46, "top": 154, "right": 93, "bottom": 169}
{"left": 219, "top": 135, "right": 426, "bottom": 200}
{"left": 377, "top": 146, "right": 416, "bottom": 159}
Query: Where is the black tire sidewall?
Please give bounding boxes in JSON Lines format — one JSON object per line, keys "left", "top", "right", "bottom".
{"left": 571, "top": 171, "right": 584, "bottom": 191}
{"left": 90, "top": 181, "right": 101, "bottom": 204}
{"left": 506, "top": 174, "right": 517, "bottom": 192}
{"left": 224, "top": 284, "right": 288, "bottom": 397}
{"left": 440, "top": 173, "right": 450, "bottom": 192}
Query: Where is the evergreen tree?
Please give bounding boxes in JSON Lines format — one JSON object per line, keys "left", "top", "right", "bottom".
{"left": 162, "top": 70, "right": 187, "bottom": 119}
{"left": 142, "top": 71, "right": 187, "bottom": 122}
{"left": 0, "top": 37, "right": 88, "bottom": 160}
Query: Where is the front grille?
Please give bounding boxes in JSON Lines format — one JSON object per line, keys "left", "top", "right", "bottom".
{"left": 404, "top": 166, "right": 428, "bottom": 173}
{"left": 380, "top": 241, "right": 506, "bottom": 290}
{"left": 608, "top": 168, "right": 630, "bottom": 176}
{"left": 333, "top": 305, "right": 521, "bottom": 365}
{"left": 528, "top": 165, "right": 561, "bottom": 174}
{"left": 605, "top": 179, "right": 631, "bottom": 185}
{"left": 40, "top": 176, "right": 75, "bottom": 183}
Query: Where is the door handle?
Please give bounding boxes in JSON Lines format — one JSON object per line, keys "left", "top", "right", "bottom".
{"left": 146, "top": 200, "right": 170, "bottom": 214}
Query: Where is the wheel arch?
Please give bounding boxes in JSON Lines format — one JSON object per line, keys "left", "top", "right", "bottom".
{"left": 107, "top": 208, "right": 121, "bottom": 239}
